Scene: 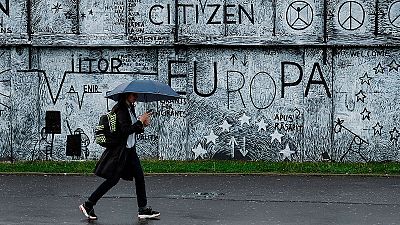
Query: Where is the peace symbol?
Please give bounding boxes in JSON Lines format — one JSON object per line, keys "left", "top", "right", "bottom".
{"left": 389, "top": 1, "right": 400, "bottom": 28}
{"left": 286, "top": 1, "right": 314, "bottom": 30}
{"left": 338, "top": 1, "right": 365, "bottom": 30}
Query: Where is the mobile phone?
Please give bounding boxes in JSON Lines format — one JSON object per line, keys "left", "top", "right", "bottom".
{"left": 146, "top": 109, "right": 155, "bottom": 114}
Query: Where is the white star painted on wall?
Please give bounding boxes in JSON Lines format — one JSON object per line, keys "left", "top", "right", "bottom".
{"left": 256, "top": 119, "right": 268, "bottom": 131}
{"left": 390, "top": 127, "right": 399, "bottom": 142}
{"left": 270, "top": 129, "right": 284, "bottom": 143}
{"left": 280, "top": 144, "right": 295, "bottom": 159}
{"left": 205, "top": 130, "right": 218, "bottom": 144}
{"left": 388, "top": 60, "right": 399, "bottom": 72}
{"left": 219, "top": 120, "right": 232, "bottom": 132}
{"left": 355, "top": 90, "right": 366, "bottom": 102}
{"left": 373, "top": 62, "right": 385, "bottom": 74}
{"left": 372, "top": 122, "right": 383, "bottom": 136}
{"left": 359, "top": 72, "right": 372, "bottom": 85}
{"left": 192, "top": 143, "right": 207, "bottom": 159}
{"left": 238, "top": 113, "right": 251, "bottom": 126}
{"left": 360, "top": 107, "right": 371, "bottom": 120}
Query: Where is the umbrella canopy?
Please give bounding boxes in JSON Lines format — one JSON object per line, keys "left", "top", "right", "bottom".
{"left": 105, "top": 79, "right": 180, "bottom": 102}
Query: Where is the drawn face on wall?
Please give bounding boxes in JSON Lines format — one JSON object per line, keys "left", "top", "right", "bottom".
{"left": 126, "top": 93, "right": 138, "bottom": 104}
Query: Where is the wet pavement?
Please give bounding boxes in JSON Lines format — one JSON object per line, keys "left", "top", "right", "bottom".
{"left": 0, "top": 174, "right": 399, "bottom": 225}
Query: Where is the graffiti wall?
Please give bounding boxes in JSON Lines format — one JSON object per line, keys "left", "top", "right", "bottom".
{"left": 0, "top": 0, "right": 399, "bottom": 162}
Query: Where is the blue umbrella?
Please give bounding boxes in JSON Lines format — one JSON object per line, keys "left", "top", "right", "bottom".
{"left": 105, "top": 79, "right": 180, "bottom": 102}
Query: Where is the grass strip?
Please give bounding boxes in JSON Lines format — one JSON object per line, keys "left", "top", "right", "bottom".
{"left": 0, "top": 161, "right": 97, "bottom": 174}
{"left": 0, "top": 160, "right": 400, "bottom": 175}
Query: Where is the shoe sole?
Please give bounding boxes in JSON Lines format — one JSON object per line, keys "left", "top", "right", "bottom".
{"left": 138, "top": 213, "right": 160, "bottom": 219}
{"left": 79, "top": 205, "right": 97, "bottom": 220}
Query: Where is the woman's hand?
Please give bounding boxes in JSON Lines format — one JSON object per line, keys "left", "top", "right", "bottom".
{"left": 139, "top": 112, "right": 152, "bottom": 127}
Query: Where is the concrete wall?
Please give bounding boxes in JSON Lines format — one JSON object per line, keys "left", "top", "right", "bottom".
{"left": 0, "top": 0, "right": 399, "bottom": 162}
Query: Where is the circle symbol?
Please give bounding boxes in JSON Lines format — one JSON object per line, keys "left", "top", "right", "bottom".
{"left": 389, "top": 1, "right": 400, "bottom": 28}
{"left": 338, "top": 1, "right": 365, "bottom": 30}
{"left": 286, "top": 1, "right": 314, "bottom": 30}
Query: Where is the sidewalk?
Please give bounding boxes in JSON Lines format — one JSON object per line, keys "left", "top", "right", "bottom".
{"left": 0, "top": 174, "right": 399, "bottom": 225}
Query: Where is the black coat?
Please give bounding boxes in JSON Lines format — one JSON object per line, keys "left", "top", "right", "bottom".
{"left": 94, "top": 103, "right": 144, "bottom": 181}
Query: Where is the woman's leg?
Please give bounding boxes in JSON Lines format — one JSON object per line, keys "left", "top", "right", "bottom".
{"left": 131, "top": 150, "right": 147, "bottom": 208}
{"left": 80, "top": 177, "right": 120, "bottom": 219}
{"left": 87, "top": 177, "right": 120, "bottom": 205}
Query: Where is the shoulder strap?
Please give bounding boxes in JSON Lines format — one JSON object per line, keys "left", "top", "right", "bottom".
{"left": 107, "top": 112, "right": 117, "bottom": 132}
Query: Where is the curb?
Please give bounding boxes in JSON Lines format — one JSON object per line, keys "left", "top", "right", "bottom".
{"left": 0, "top": 172, "right": 398, "bottom": 177}
{"left": 0, "top": 172, "right": 94, "bottom": 176}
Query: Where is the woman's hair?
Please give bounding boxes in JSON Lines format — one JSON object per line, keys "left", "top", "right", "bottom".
{"left": 111, "top": 93, "right": 129, "bottom": 113}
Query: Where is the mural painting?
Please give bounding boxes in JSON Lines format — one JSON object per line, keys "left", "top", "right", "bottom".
{"left": 0, "top": 0, "right": 399, "bottom": 162}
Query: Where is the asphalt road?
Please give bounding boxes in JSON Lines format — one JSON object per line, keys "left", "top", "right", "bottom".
{"left": 0, "top": 174, "right": 399, "bottom": 225}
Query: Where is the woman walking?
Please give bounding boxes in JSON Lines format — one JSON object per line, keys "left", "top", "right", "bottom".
{"left": 79, "top": 92, "right": 160, "bottom": 220}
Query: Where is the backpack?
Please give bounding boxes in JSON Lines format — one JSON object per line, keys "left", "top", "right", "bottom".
{"left": 95, "top": 112, "right": 117, "bottom": 147}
